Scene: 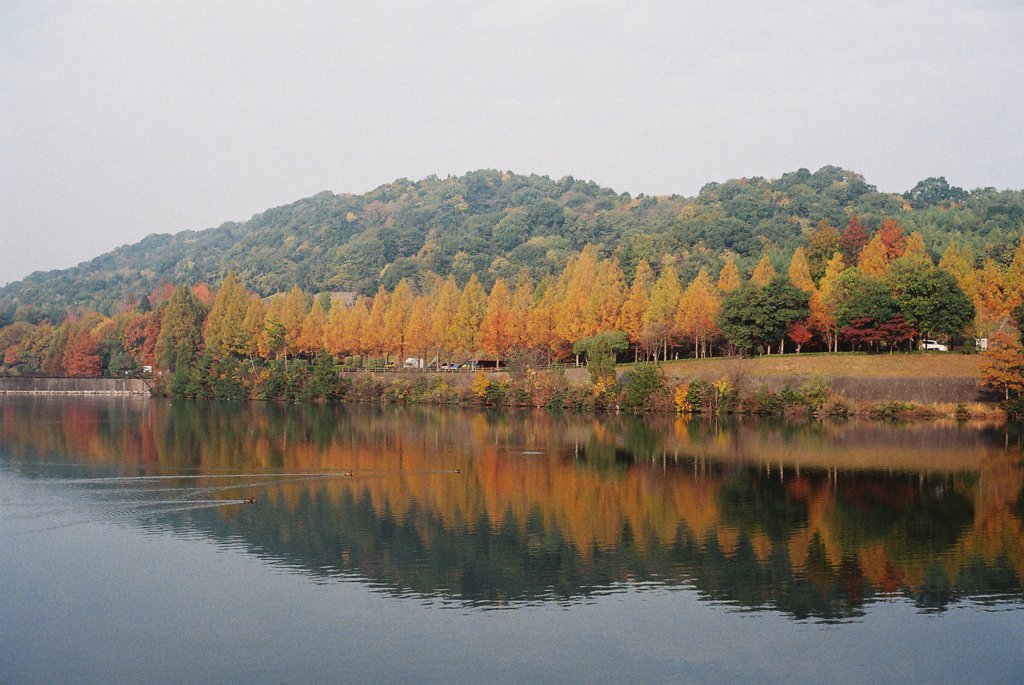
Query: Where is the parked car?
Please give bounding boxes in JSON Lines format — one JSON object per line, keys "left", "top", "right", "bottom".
{"left": 921, "top": 339, "right": 948, "bottom": 352}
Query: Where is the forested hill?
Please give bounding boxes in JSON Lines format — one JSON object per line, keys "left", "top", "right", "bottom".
{"left": 3, "top": 167, "right": 1022, "bottom": 324}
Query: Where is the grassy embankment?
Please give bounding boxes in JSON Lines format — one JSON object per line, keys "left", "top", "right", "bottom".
{"left": 356, "top": 352, "right": 995, "bottom": 419}
{"left": 645, "top": 352, "right": 993, "bottom": 418}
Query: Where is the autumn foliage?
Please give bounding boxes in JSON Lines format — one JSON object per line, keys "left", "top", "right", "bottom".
{"left": 0, "top": 218, "right": 1019, "bottom": 406}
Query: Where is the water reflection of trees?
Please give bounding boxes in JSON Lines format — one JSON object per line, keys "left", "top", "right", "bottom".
{"left": 1, "top": 398, "right": 1022, "bottom": 618}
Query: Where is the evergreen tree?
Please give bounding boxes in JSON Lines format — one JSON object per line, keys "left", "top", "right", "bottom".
{"left": 155, "top": 284, "right": 206, "bottom": 372}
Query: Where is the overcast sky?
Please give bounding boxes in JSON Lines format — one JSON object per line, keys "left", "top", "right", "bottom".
{"left": 1, "top": 0, "right": 1022, "bottom": 286}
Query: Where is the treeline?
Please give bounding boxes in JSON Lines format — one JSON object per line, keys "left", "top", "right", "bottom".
{"left": 3, "top": 215, "right": 1023, "bottom": 406}
{"left": 2, "top": 167, "right": 1022, "bottom": 321}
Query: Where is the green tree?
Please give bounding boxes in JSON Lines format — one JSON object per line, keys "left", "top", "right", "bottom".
{"left": 309, "top": 352, "right": 340, "bottom": 400}
{"left": 573, "top": 330, "right": 629, "bottom": 383}
{"left": 904, "top": 176, "right": 967, "bottom": 209}
{"left": 806, "top": 220, "right": 840, "bottom": 282}
{"left": 719, "top": 277, "right": 810, "bottom": 354}
{"left": 832, "top": 268, "right": 899, "bottom": 330}
{"left": 155, "top": 284, "right": 206, "bottom": 372}
{"left": 887, "top": 262, "right": 975, "bottom": 341}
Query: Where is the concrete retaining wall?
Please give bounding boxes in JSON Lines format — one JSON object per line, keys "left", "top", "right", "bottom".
{"left": 0, "top": 377, "right": 150, "bottom": 396}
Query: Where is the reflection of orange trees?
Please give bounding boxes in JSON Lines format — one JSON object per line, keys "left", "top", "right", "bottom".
{"left": 2, "top": 399, "right": 1023, "bottom": 600}
{"left": 954, "top": 449, "right": 1024, "bottom": 583}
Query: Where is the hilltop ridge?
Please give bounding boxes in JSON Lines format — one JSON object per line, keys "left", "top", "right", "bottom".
{"left": 2, "top": 167, "right": 1021, "bottom": 324}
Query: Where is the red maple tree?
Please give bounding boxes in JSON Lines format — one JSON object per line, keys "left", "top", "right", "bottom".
{"left": 63, "top": 330, "right": 102, "bottom": 377}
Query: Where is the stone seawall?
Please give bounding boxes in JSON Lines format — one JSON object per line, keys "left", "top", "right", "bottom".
{"left": 0, "top": 377, "right": 150, "bottom": 396}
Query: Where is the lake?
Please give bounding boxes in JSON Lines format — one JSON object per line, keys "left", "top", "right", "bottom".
{"left": 1, "top": 397, "right": 1022, "bottom": 683}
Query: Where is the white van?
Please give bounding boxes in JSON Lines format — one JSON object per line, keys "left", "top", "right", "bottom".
{"left": 921, "top": 340, "right": 948, "bottom": 352}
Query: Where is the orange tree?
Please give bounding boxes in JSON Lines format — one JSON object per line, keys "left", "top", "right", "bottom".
{"left": 979, "top": 331, "right": 1024, "bottom": 401}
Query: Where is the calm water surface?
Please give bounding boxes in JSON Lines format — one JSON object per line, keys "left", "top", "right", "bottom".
{"left": 1, "top": 397, "right": 1022, "bottom": 683}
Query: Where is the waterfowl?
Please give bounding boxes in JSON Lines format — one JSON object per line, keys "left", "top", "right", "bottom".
{"left": 243, "top": 497, "right": 256, "bottom": 504}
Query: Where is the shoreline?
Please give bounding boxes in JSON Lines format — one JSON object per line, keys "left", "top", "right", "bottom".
{"left": 2, "top": 353, "right": 1006, "bottom": 421}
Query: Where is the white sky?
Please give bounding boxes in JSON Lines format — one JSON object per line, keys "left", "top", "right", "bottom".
{"left": 2, "top": 0, "right": 1022, "bottom": 286}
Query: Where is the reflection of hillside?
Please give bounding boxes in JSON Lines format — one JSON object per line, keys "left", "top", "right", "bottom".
{"left": 0, "top": 398, "right": 1021, "bottom": 618}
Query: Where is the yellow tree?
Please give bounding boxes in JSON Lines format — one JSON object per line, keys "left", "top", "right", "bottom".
{"left": 363, "top": 287, "right": 389, "bottom": 358}
{"left": 451, "top": 274, "right": 487, "bottom": 358}
{"left": 751, "top": 255, "right": 776, "bottom": 287}
{"left": 405, "top": 295, "right": 434, "bottom": 366}
{"left": 902, "top": 231, "right": 932, "bottom": 267}
{"left": 717, "top": 254, "right": 742, "bottom": 292}
{"left": 204, "top": 272, "right": 249, "bottom": 360}
{"left": 677, "top": 269, "right": 721, "bottom": 358}
{"left": 857, "top": 233, "right": 890, "bottom": 277}
{"left": 939, "top": 243, "right": 977, "bottom": 297}
{"left": 554, "top": 246, "right": 598, "bottom": 350}
{"left": 973, "top": 259, "right": 1013, "bottom": 337}
{"left": 1006, "top": 238, "right": 1024, "bottom": 309}
{"left": 478, "top": 278, "right": 514, "bottom": 365}
{"left": 526, "top": 275, "right": 560, "bottom": 362}
{"left": 643, "top": 264, "right": 682, "bottom": 361}
{"left": 431, "top": 275, "right": 460, "bottom": 366}
{"left": 509, "top": 269, "right": 534, "bottom": 351}
{"left": 280, "top": 286, "right": 309, "bottom": 356}
{"left": 264, "top": 294, "right": 287, "bottom": 360}
{"left": 788, "top": 247, "right": 815, "bottom": 293}
{"left": 619, "top": 259, "right": 653, "bottom": 359}
{"left": 344, "top": 299, "right": 371, "bottom": 358}
{"left": 585, "top": 258, "right": 626, "bottom": 335}
{"left": 383, "top": 278, "right": 415, "bottom": 362}
{"left": 323, "top": 300, "right": 348, "bottom": 357}
{"left": 239, "top": 295, "right": 267, "bottom": 363}
{"left": 296, "top": 298, "right": 327, "bottom": 355}
{"left": 809, "top": 252, "right": 845, "bottom": 352}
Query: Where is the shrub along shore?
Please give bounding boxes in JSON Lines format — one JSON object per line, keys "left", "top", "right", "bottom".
{"left": 154, "top": 352, "right": 1003, "bottom": 421}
